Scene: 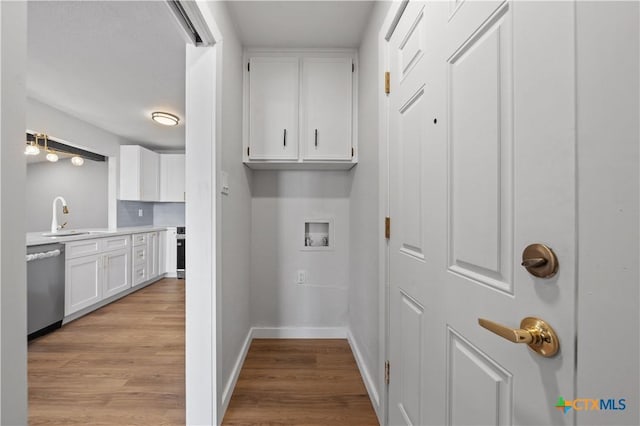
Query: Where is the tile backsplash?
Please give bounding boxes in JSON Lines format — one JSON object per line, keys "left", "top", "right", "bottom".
{"left": 117, "top": 201, "right": 153, "bottom": 227}
{"left": 153, "top": 202, "right": 185, "bottom": 226}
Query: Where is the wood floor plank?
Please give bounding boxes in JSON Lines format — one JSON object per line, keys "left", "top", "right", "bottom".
{"left": 28, "top": 279, "right": 186, "bottom": 426}
{"left": 223, "top": 339, "right": 379, "bottom": 425}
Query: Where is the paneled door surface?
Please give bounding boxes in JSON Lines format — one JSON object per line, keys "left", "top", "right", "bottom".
{"left": 387, "top": 1, "right": 576, "bottom": 425}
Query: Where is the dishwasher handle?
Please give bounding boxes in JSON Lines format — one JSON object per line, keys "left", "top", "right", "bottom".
{"left": 26, "top": 249, "right": 62, "bottom": 262}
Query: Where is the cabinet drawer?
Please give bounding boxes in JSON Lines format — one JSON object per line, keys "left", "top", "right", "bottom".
{"left": 133, "top": 245, "right": 147, "bottom": 265}
{"left": 66, "top": 239, "right": 101, "bottom": 259}
{"left": 132, "top": 264, "right": 147, "bottom": 287}
{"left": 132, "top": 233, "right": 147, "bottom": 246}
{"left": 102, "top": 235, "right": 130, "bottom": 252}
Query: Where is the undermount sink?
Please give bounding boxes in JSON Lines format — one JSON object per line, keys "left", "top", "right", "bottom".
{"left": 41, "top": 230, "right": 89, "bottom": 237}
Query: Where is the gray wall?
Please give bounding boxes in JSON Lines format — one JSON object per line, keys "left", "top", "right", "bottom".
{"left": 201, "top": 1, "right": 253, "bottom": 419}
{"left": 348, "top": 1, "right": 391, "bottom": 421}
{"left": 1, "top": 2, "right": 28, "bottom": 423}
{"left": 251, "top": 171, "right": 350, "bottom": 328}
{"left": 26, "top": 158, "right": 108, "bottom": 232}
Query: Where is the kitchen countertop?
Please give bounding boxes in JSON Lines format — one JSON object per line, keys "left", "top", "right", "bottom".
{"left": 26, "top": 226, "right": 171, "bottom": 247}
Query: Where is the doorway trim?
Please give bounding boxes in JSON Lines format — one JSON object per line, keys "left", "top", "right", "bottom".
{"left": 377, "top": 2, "right": 409, "bottom": 425}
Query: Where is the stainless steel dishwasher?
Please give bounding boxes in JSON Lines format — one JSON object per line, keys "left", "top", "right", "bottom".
{"left": 27, "top": 243, "right": 65, "bottom": 340}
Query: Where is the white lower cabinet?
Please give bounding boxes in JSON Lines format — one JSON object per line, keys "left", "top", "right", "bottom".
{"left": 66, "top": 254, "right": 102, "bottom": 315}
{"left": 147, "top": 232, "right": 159, "bottom": 279}
{"left": 164, "top": 228, "right": 177, "bottom": 277}
{"left": 65, "top": 235, "right": 132, "bottom": 316}
{"left": 64, "top": 231, "right": 164, "bottom": 318}
{"left": 103, "top": 248, "right": 130, "bottom": 298}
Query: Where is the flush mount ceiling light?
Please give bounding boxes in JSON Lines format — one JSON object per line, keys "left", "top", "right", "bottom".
{"left": 151, "top": 111, "right": 180, "bottom": 126}
{"left": 71, "top": 156, "right": 84, "bottom": 166}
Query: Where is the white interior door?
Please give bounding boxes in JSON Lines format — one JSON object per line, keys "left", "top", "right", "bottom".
{"left": 387, "top": 1, "right": 576, "bottom": 425}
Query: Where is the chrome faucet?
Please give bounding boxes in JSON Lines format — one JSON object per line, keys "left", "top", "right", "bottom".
{"left": 51, "top": 196, "right": 69, "bottom": 233}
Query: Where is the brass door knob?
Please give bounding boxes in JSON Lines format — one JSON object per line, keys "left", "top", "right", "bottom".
{"left": 478, "top": 317, "right": 559, "bottom": 357}
{"left": 521, "top": 243, "right": 558, "bottom": 278}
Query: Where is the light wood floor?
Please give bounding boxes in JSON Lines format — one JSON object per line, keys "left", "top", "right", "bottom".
{"left": 223, "top": 339, "right": 379, "bottom": 425}
{"left": 29, "top": 279, "right": 377, "bottom": 425}
{"left": 28, "top": 278, "right": 185, "bottom": 425}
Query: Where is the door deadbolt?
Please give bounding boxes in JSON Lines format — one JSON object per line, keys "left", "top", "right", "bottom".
{"left": 521, "top": 243, "right": 558, "bottom": 278}
{"left": 478, "top": 317, "right": 559, "bottom": 357}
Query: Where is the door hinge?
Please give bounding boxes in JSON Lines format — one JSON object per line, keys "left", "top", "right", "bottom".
{"left": 385, "top": 360, "right": 390, "bottom": 385}
{"left": 385, "top": 217, "right": 391, "bottom": 239}
{"left": 384, "top": 71, "right": 390, "bottom": 94}
{"left": 351, "top": 147, "right": 354, "bottom": 157}
{"left": 352, "top": 62, "right": 355, "bottom": 72}
{"left": 247, "top": 62, "right": 250, "bottom": 72}
{"left": 247, "top": 146, "right": 250, "bottom": 156}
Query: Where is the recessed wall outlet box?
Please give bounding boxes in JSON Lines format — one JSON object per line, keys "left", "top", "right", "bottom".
{"left": 221, "top": 171, "right": 230, "bottom": 195}
{"left": 297, "top": 270, "right": 306, "bottom": 284}
{"left": 138, "top": 209, "right": 143, "bottom": 217}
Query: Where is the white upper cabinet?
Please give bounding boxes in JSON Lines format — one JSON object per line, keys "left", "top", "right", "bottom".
{"left": 244, "top": 50, "right": 357, "bottom": 169}
{"left": 160, "top": 154, "right": 185, "bottom": 202}
{"left": 301, "top": 57, "right": 353, "bottom": 161}
{"left": 119, "top": 145, "right": 160, "bottom": 201}
{"left": 248, "top": 56, "right": 299, "bottom": 160}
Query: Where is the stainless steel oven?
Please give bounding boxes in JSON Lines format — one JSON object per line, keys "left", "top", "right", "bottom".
{"left": 177, "top": 226, "right": 185, "bottom": 279}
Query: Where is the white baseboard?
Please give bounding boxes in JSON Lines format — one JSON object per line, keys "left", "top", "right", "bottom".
{"left": 347, "top": 329, "right": 380, "bottom": 417}
{"left": 220, "top": 328, "right": 253, "bottom": 417}
{"left": 251, "top": 326, "right": 347, "bottom": 339}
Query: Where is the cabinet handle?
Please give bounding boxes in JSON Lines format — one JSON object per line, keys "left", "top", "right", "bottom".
{"left": 315, "top": 129, "right": 318, "bottom": 148}
{"left": 283, "top": 129, "right": 287, "bottom": 147}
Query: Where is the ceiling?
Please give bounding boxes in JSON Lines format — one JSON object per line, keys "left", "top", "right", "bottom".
{"left": 227, "top": 1, "right": 375, "bottom": 48}
{"left": 27, "top": 1, "right": 186, "bottom": 150}
{"left": 26, "top": 1, "right": 376, "bottom": 151}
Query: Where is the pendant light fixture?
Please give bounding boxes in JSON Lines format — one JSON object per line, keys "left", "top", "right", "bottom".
{"left": 151, "top": 111, "right": 180, "bottom": 126}
{"left": 71, "top": 156, "right": 84, "bottom": 166}
{"left": 42, "top": 134, "right": 59, "bottom": 162}
{"left": 24, "top": 135, "right": 40, "bottom": 156}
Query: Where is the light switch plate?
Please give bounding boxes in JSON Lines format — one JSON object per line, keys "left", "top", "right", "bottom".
{"left": 138, "top": 209, "right": 143, "bottom": 217}
{"left": 221, "top": 171, "right": 230, "bottom": 195}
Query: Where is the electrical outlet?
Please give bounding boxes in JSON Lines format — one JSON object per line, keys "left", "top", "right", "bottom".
{"left": 297, "top": 270, "right": 306, "bottom": 284}
{"left": 138, "top": 209, "right": 143, "bottom": 217}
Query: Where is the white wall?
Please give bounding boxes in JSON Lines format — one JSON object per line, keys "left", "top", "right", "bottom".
{"left": 27, "top": 97, "right": 127, "bottom": 157}
{"left": 27, "top": 97, "right": 134, "bottom": 229}
{"left": 198, "top": 1, "right": 252, "bottom": 421}
{"left": 251, "top": 171, "right": 350, "bottom": 330}
{"left": 0, "top": 2, "right": 28, "bottom": 423}
{"left": 576, "top": 3, "right": 639, "bottom": 425}
{"left": 26, "top": 159, "right": 108, "bottom": 232}
{"left": 348, "top": 1, "right": 391, "bottom": 420}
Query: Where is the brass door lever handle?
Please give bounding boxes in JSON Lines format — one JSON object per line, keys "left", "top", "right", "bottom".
{"left": 521, "top": 257, "right": 547, "bottom": 268}
{"left": 478, "top": 317, "right": 559, "bottom": 357}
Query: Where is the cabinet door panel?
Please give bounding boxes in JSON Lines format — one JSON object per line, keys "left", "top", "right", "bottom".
{"left": 66, "top": 255, "right": 101, "bottom": 315}
{"left": 140, "top": 148, "right": 159, "bottom": 201}
{"left": 147, "top": 232, "right": 159, "bottom": 279}
{"left": 249, "top": 57, "right": 299, "bottom": 160}
{"left": 160, "top": 154, "right": 185, "bottom": 202}
{"left": 302, "top": 57, "right": 352, "bottom": 160}
{"left": 103, "top": 249, "right": 130, "bottom": 298}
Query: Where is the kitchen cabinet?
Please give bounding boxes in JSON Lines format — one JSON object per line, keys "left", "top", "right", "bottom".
{"left": 132, "top": 234, "right": 148, "bottom": 287}
{"left": 160, "top": 154, "right": 185, "bottom": 202}
{"left": 103, "top": 248, "right": 130, "bottom": 298}
{"left": 66, "top": 254, "right": 102, "bottom": 315}
{"left": 147, "top": 231, "right": 159, "bottom": 279}
{"left": 65, "top": 235, "right": 131, "bottom": 315}
{"left": 247, "top": 56, "right": 299, "bottom": 160}
{"left": 163, "top": 227, "right": 177, "bottom": 277}
{"left": 119, "top": 145, "right": 160, "bottom": 201}
{"left": 301, "top": 57, "right": 353, "bottom": 160}
{"left": 243, "top": 50, "right": 357, "bottom": 169}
